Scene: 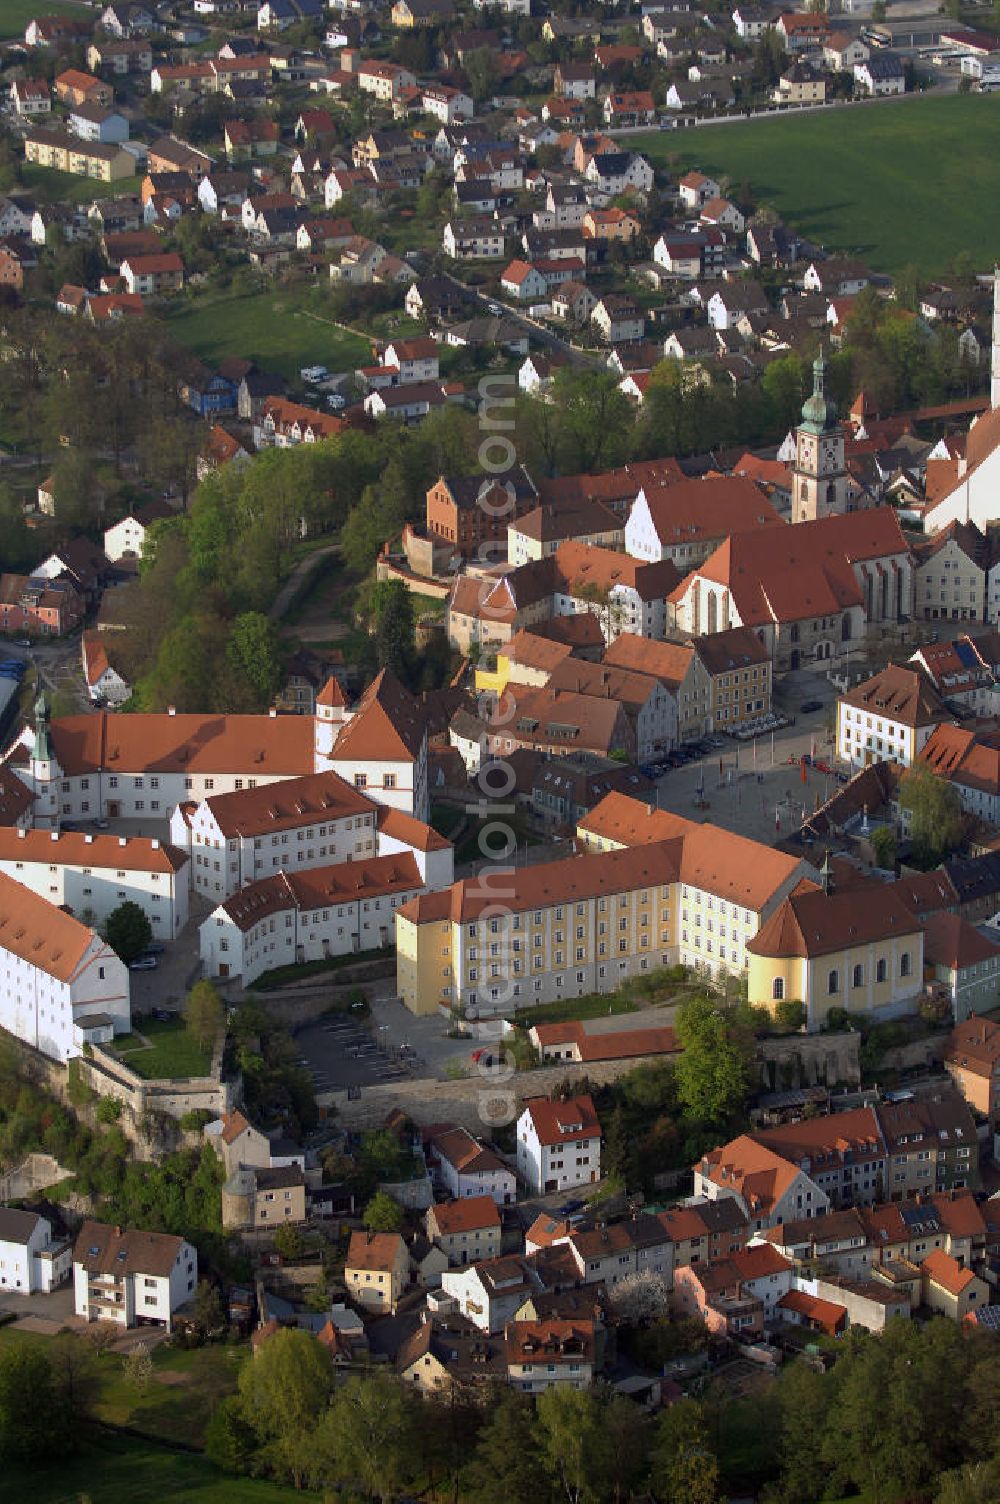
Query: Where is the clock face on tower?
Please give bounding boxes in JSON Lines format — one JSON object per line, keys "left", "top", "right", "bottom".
{"left": 822, "top": 442, "right": 840, "bottom": 472}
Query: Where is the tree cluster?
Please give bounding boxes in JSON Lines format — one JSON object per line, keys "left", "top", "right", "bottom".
{"left": 599, "top": 995, "right": 758, "bottom": 1191}
{"left": 0, "top": 1036, "right": 224, "bottom": 1260}
{"left": 208, "top": 1338, "right": 720, "bottom": 1504}
{"left": 227, "top": 1000, "right": 318, "bottom": 1141}
{"left": 899, "top": 761, "right": 965, "bottom": 868}
{"left": 205, "top": 1318, "right": 1000, "bottom": 1504}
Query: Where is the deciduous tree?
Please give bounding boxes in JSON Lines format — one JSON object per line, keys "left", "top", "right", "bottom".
{"left": 674, "top": 995, "right": 754, "bottom": 1126}
{"left": 183, "top": 980, "right": 225, "bottom": 1054}
{"left": 899, "top": 762, "right": 964, "bottom": 867}
{"left": 237, "top": 1327, "right": 333, "bottom": 1488}
{"left": 362, "top": 1190, "right": 404, "bottom": 1234}
{"left": 105, "top": 901, "right": 153, "bottom": 964}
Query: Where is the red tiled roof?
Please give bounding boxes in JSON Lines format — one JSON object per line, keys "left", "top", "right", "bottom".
{"left": 346, "top": 1230, "right": 406, "bottom": 1272}
{"left": 946, "top": 1014, "right": 1000, "bottom": 1074}
{"left": 522, "top": 1094, "right": 600, "bottom": 1146}
{"left": 0, "top": 869, "right": 98, "bottom": 983}
{"left": 922, "top": 910, "right": 1000, "bottom": 973}
{"left": 777, "top": 1288, "right": 846, "bottom": 1333}
{"left": 922, "top": 1246, "right": 977, "bottom": 1296}
{"left": 428, "top": 1196, "right": 501, "bottom": 1235}
{"left": 748, "top": 882, "right": 922, "bottom": 960}
{"left": 674, "top": 508, "right": 909, "bottom": 627}
{"left": 218, "top": 854, "right": 421, "bottom": 932}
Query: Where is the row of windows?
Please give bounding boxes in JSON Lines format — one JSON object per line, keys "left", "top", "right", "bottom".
{"left": 772, "top": 952, "right": 912, "bottom": 1001}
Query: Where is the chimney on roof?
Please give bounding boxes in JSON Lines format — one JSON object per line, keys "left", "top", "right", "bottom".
{"left": 269, "top": 706, "right": 277, "bottom": 718}
{"left": 167, "top": 705, "right": 176, "bottom": 716}
{"left": 820, "top": 851, "right": 833, "bottom": 895}
{"left": 119, "top": 836, "right": 127, "bottom": 847}
{"left": 17, "top": 828, "right": 25, "bottom": 839}
{"left": 151, "top": 838, "right": 159, "bottom": 849}
{"left": 50, "top": 829, "right": 58, "bottom": 841}
{"left": 84, "top": 833, "right": 93, "bottom": 844}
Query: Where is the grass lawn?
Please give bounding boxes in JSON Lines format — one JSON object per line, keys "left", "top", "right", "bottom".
{"left": 0, "top": 1329, "right": 248, "bottom": 1452}
{"left": 94, "top": 1342, "right": 245, "bottom": 1446}
{"left": 0, "top": 0, "right": 90, "bottom": 36}
{"left": 514, "top": 993, "right": 639, "bottom": 1026}
{"left": 111, "top": 1017, "right": 212, "bottom": 1079}
{"left": 631, "top": 93, "right": 1000, "bottom": 275}
{"left": 254, "top": 947, "right": 388, "bottom": 992}
{"left": 18, "top": 166, "right": 145, "bottom": 206}
{"left": 5, "top": 1432, "right": 311, "bottom": 1504}
{"left": 162, "top": 285, "right": 370, "bottom": 382}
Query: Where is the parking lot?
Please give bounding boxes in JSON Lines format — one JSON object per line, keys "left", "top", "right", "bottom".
{"left": 294, "top": 1011, "right": 429, "bottom": 1095}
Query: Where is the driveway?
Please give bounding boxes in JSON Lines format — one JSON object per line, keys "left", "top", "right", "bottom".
{"left": 0, "top": 1284, "right": 74, "bottom": 1326}
{"left": 128, "top": 901, "right": 210, "bottom": 1018}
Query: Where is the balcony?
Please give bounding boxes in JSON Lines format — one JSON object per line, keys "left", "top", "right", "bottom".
{"left": 88, "top": 1287, "right": 125, "bottom": 1308}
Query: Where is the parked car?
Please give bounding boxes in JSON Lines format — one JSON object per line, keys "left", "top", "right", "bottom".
{"left": 128, "top": 955, "right": 157, "bottom": 971}
{"left": 142, "top": 942, "right": 165, "bottom": 955}
{"left": 800, "top": 699, "right": 824, "bottom": 714}
{"left": 150, "top": 1006, "right": 172, "bottom": 1022}
{"left": 93, "top": 817, "right": 110, "bottom": 830}
{"left": 300, "top": 364, "right": 328, "bottom": 384}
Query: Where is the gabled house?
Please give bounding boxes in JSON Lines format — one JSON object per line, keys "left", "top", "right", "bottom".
{"left": 673, "top": 1244, "right": 794, "bottom": 1337}
{"left": 345, "top": 1231, "right": 409, "bottom": 1313}
{"left": 426, "top": 1126, "right": 516, "bottom": 1204}
{"left": 501, "top": 259, "right": 548, "bottom": 303}
{"left": 425, "top": 1196, "right": 502, "bottom": 1266}
{"left": 591, "top": 294, "right": 644, "bottom": 344}
{"left": 516, "top": 1095, "right": 602, "bottom": 1194}
{"left": 506, "top": 1319, "right": 596, "bottom": 1391}
{"left": 0, "top": 1208, "right": 71, "bottom": 1295}
{"left": 74, "top": 1221, "right": 197, "bottom": 1330}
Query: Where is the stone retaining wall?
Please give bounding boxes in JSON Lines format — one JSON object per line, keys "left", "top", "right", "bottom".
{"left": 756, "top": 1031, "right": 862, "bottom": 1091}
{"left": 321, "top": 1057, "right": 643, "bottom": 1133}
{"left": 79, "top": 1036, "right": 235, "bottom": 1123}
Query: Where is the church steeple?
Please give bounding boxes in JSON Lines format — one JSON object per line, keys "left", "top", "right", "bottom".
{"left": 26, "top": 692, "right": 61, "bottom": 830}
{"left": 792, "top": 350, "right": 846, "bottom": 523}
{"left": 800, "top": 354, "right": 839, "bottom": 435}
{"left": 31, "top": 692, "right": 52, "bottom": 763}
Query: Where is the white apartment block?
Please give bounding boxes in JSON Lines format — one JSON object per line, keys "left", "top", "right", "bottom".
{"left": 200, "top": 852, "right": 425, "bottom": 984}
{"left": 357, "top": 62, "right": 415, "bottom": 101}
{"left": 11, "top": 673, "right": 429, "bottom": 828}
{"left": 0, "top": 1208, "right": 72, "bottom": 1294}
{"left": 0, "top": 869, "right": 130, "bottom": 1062}
{"left": 73, "top": 1220, "right": 197, "bottom": 1330}
{"left": 836, "top": 665, "right": 946, "bottom": 770}
{"left": 0, "top": 828, "right": 188, "bottom": 937}
{"left": 516, "top": 1096, "right": 602, "bottom": 1194}
{"left": 169, "top": 769, "right": 380, "bottom": 902}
